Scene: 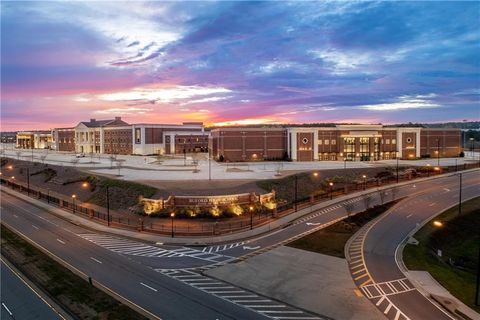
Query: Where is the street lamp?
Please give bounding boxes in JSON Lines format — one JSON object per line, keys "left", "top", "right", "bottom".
{"left": 436, "top": 138, "right": 440, "bottom": 167}
{"left": 294, "top": 174, "right": 298, "bottom": 212}
{"left": 362, "top": 174, "right": 367, "bottom": 190}
{"left": 426, "top": 164, "right": 431, "bottom": 177}
{"left": 432, "top": 219, "right": 479, "bottom": 306}
{"left": 249, "top": 206, "right": 254, "bottom": 230}
{"left": 328, "top": 182, "right": 334, "bottom": 200}
{"left": 82, "top": 182, "right": 89, "bottom": 188}
{"left": 71, "top": 194, "right": 76, "bottom": 214}
{"left": 8, "top": 164, "right": 30, "bottom": 195}
{"left": 106, "top": 186, "right": 110, "bottom": 226}
{"left": 170, "top": 212, "right": 175, "bottom": 237}
{"left": 396, "top": 153, "right": 399, "bottom": 183}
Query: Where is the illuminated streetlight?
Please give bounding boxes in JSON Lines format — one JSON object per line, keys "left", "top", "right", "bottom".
{"left": 249, "top": 206, "right": 254, "bottom": 230}
{"left": 82, "top": 182, "right": 89, "bottom": 188}
{"left": 71, "top": 194, "right": 76, "bottom": 214}
{"left": 328, "top": 182, "right": 334, "bottom": 200}
{"left": 7, "top": 165, "right": 13, "bottom": 170}
{"left": 170, "top": 212, "right": 175, "bottom": 237}
{"left": 362, "top": 174, "right": 367, "bottom": 190}
{"left": 313, "top": 172, "right": 319, "bottom": 177}
{"left": 432, "top": 220, "right": 443, "bottom": 228}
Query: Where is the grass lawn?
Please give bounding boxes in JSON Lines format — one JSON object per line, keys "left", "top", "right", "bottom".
{"left": 88, "top": 178, "right": 158, "bottom": 210}
{"left": 1, "top": 224, "right": 149, "bottom": 320}
{"left": 403, "top": 197, "right": 480, "bottom": 313}
{"left": 287, "top": 201, "right": 399, "bottom": 258}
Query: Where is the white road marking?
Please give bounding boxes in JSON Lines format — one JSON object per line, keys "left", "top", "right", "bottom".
{"left": 243, "top": 246, "right": 261, "bottom": 250}
{"left": 90, "top": 257, "right": 102, "bottom": 264}
{"left": 13, "top": 214, "right": 18, "bottom": 218}
{"left": 376, "top": 296, "right": 386, "bottom": 306}
{"left": 406, "top": 213, "right": 413, "bottom": 218}
{"left": 140, "top": 282, "right": 158, "bottom": 292}
{"left": 429, "top": 203, "right": 436, "bottom": 206}
{"left": 32, "top": 225, "right": 39, "bottom": 230}
{"left": 1, "top": 302, "right": 13, "bottom": 316}
{"left": 56, "top": 239, "right": 66, "bottom": 245}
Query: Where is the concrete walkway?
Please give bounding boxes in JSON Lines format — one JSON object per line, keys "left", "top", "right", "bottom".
{"left": 206, "top": 246, "right": 385, "bottom": 320}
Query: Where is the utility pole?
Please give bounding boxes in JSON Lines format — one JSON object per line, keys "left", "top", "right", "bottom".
{"left": 208, "top": 149, "right": 211, "bottom": 181}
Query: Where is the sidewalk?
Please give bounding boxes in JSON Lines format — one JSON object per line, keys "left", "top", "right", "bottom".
{"left": 3, "top": 169, "right": 477, "bottom": 245}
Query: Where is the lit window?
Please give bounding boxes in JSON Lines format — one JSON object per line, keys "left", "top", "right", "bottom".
{"left": 386, "top": 139, "right": 390, "bottom": 144}
{"left": 319, "top": 140, "right": 322, "bottom": 145}
{"left": 331, "top": 140, "right": 336, "bottom": 145}
{"left": 392, "top": 139, "right": 396, "bottom": 144}
{"left": 324, "top": 140, "right": 329, "bottom": 145}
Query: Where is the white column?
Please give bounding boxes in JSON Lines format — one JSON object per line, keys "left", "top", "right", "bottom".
{"left": 313, "top": 130, "right": 319, "bottom": 160}
{"left": 415, "top": 129, "right": 421, "bottom": 158}
{"left": 397, "top": 129, "right": 403, "bottom": 158}
{"left": 291, "top": 131, "right": 297, "bottom": 161}
{"left": 170, "top": 134, "right": 175, "bottom": 154}
{"left": 100, "top": 128, "right": 105, "bottom": 154}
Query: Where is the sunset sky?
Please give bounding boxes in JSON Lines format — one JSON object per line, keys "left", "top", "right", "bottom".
{"left": 1, "top": 1, "right": 479, "bottom": 131}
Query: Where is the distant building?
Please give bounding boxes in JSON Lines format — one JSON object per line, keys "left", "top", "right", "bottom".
{"left": 210, "top": 125, "right": 461, "bottom": 161}
{"left": 16, "top": 130, "right": 53, "bottom": 149}
{"left": 132, "top": 122, "right": 207, "bottom": 155}
{"left": 0, "top": 132, "right": 17, "bottom": 144}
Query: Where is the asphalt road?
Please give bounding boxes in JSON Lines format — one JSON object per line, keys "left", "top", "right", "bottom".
{"left": 1, "top": 191, "right": 324, "bottom": 320}
{"left": 1, "top": 170, "right": 478, "bottom": 319}
{"left": 347, "top": 170, "right": 479, "bottom": 320}
{"left": 1, "top": 260, "right": 63, "bottom": 320}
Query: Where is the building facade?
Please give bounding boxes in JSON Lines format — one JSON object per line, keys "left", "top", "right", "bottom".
{"left": 211, "top": 125, "right": 461, "bottom": 162}
{"left": 16, "top": 131, "right": 53, "bottom": 149}
{"left": 209, "top": 128, "right": 288, "bottom": 161}
{"left": 52, "top": 128, "right": 76, "bottom": 152}
{"left": 132, "top": 122, "right": 207, "bottom": 155}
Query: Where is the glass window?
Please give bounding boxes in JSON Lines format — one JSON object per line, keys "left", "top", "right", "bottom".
{"left": 324, "top": 140, "right": 329, "bottom": 145}
{"left": 331, "top": 139, "right": 336, "bottom": 145}
{"left": 392, "top": 139, "right": 396, "bottom": 144}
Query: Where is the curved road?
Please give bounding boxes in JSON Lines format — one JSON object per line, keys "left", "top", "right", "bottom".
{"left": 1, "top": 170, "right": 479, "bottom": 319}
{"left": 346, "top": 170, "right": 479, "bottom": 320}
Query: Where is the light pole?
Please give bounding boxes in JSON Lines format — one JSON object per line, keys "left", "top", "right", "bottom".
{"left": 170, "top": 212, "right": 175, "bottom": 237}
{"left": 208, "top": 149, "right": 212, "bottom": 181}
{"left": 362, "top": 174, "right": 367, "bottom": 190}
{"left": 8, "top": 165, "right": 30, "bottom": 195}
{"left": 71, "top": 194, "right": 76, "bottom": 214}
{"left": 329, "top": 182, "right": 334, "bottom": 200}
{"left": 396, "top": 155, "right": 399, "bottom": 183}
{"left": 47, "top": 189, "right": 50, "bottom": 204}
{"left": 436, "top": 138, "right": 440, "bottom": 167}
{"left": 426, "top": 164, "right": 431, "bottom": 177}
{"left": 249, "top": 206, "right": 254, "bottom": 230}
{"left": 294, "top": 174, "right": 298, "bottom": 212}
{"left": 458, "top": 173, "right": 462, "bottom": 216}
{"left": 106, "top": 186, "right": 110, "bottom": 226}
{"left": 470, "top": 138, "right": 474, "bottom": 158}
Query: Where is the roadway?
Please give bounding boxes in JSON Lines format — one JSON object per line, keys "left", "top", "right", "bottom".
{"left": 346, "top": 170, "right": 479, "bottom": 320}
{"left": 1, "top": 170, "right": 479, "bottom": 319}
{"left": 1, "top": 259, "right": 64, "bottom": 320}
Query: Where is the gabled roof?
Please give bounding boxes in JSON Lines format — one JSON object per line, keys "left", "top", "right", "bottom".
{"left": 78, "top": 117, "right": 129, "bottom": 128}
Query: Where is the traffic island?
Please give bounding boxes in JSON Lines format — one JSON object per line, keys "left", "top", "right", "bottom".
{"left": 0, "top": 224, "right": 149, "bottom": 320}
{"left": 286, "top": 201, "right": 399, "bottom": 257}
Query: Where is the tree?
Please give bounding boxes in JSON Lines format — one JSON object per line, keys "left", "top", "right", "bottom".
{"left": 362, "top": 194, "right": 372, "bottom": 209}
{"left": 15, "top": 151, "right": 22, "bottom": 160}
{"left": 39, "top": 154, "right": 47, "bottom": 164}
{"left": 115, "top": 160, "right": 123, "bottom": 176}
{"left": 342, "top": 201, "right": 355, "bottom": 217}
{"left": 70, "top": 158, "right": 79, "bottom": 167}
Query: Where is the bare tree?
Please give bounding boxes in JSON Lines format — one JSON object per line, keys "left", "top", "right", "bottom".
{"left": 39, "top": 154, "right": 47, "bottom": 164}
{"left": 342, "top": 201, "right": 356, "bottom": 217}
{"left": 391, "top": 186, "right": 399, "bottom": 201}
{"left": 109, "top": 155, "right": 115, "bottom": 169}
{"left": 70, "top": 157, "right": 79, "bottom": 168}
{"left": 362, "top": 194, "right": 372, "bottom": 210}
{"left": 115, "top": 160, "right": 123, "bottom": 176}
{"left": 15, "top": 151, "right": 22, "bottom": 160}
{"left": 378, "top": 189, "right": 387, "bottom": 205}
